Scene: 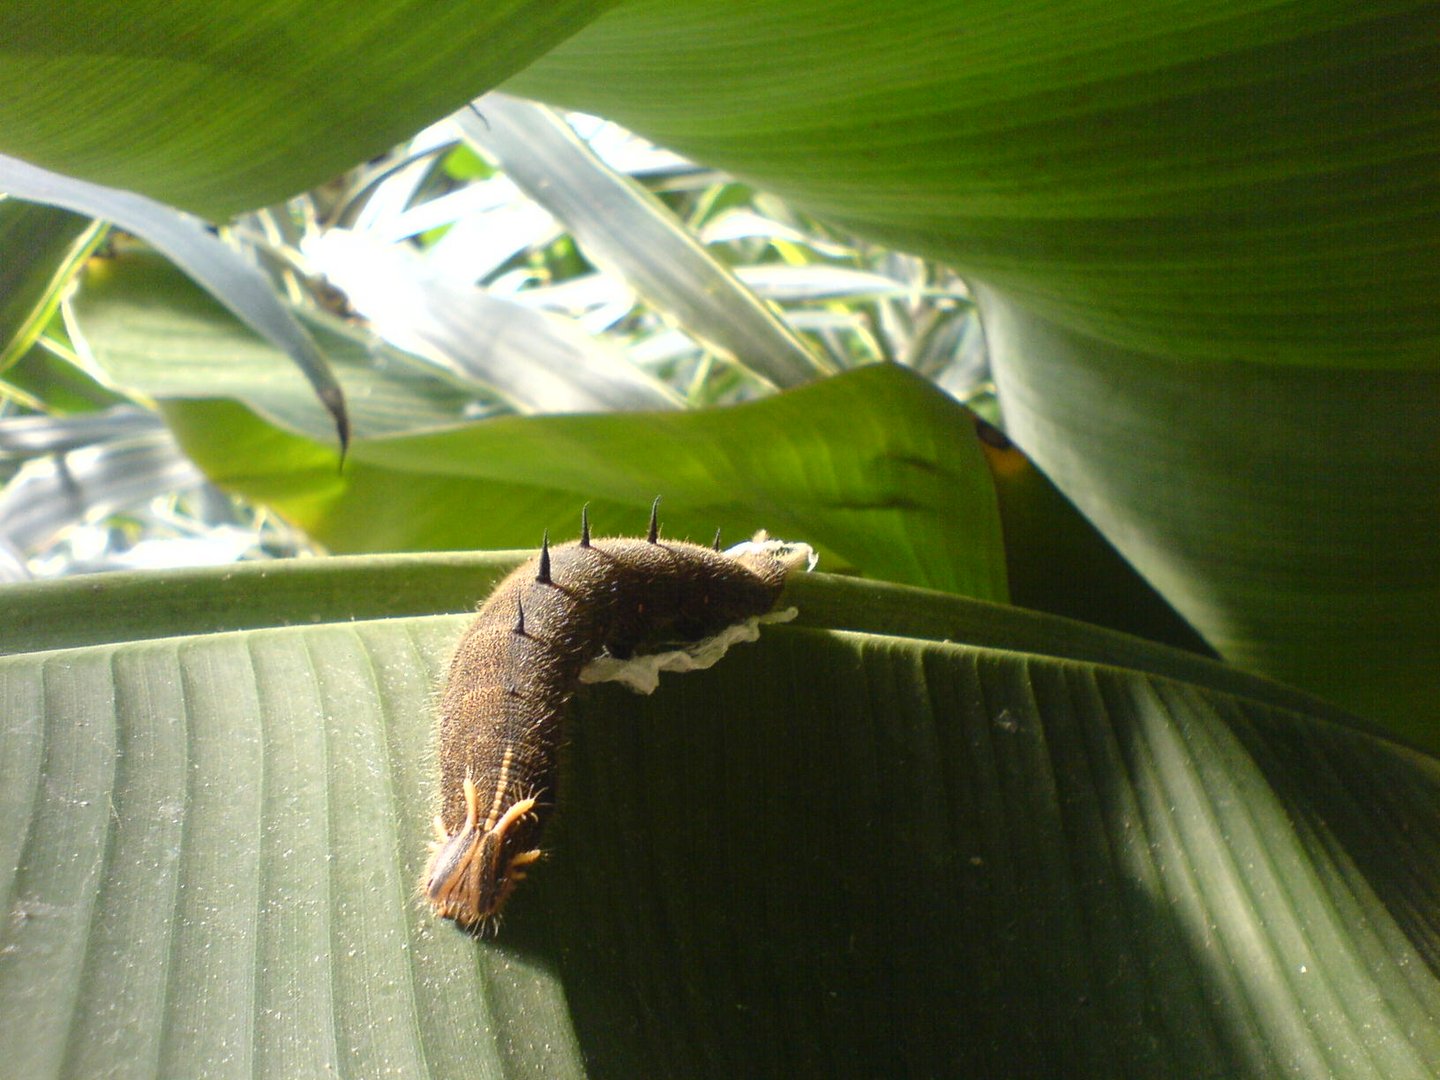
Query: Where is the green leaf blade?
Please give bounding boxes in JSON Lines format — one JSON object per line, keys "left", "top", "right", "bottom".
{"left": 980, "top": 289, "right": 1440, "bottom": 742}
{"left": 4, "top": 563, "right": 1439, "bottom": 1078}
{"left": 0, "top": 1, "right": 620, "bottom": 217}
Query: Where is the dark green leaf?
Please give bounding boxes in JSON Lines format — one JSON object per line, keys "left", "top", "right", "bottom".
{"left": 0, "top": 1, "right": 617, "bottom": 217}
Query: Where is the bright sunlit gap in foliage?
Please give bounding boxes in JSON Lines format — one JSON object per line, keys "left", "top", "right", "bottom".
{"left": 0, "top": 102, "right": 987, "bottom": 580}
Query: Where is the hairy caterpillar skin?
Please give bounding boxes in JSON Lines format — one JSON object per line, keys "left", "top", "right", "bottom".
{"left": 424, "top": 506, "right": 812, "bottom": 935}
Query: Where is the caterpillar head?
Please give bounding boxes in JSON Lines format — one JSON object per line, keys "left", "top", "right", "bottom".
{"left": 724, "top": 532, "right": 818, "bottom": 582}
{"left": 424, "top": 776, "right": 542, "bottom": 935}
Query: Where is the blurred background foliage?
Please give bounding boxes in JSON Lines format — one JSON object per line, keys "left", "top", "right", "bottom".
{"left": 2, "top": 103, "right": 988, "bottom": 570}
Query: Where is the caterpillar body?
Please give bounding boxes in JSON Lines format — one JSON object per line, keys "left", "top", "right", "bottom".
{"left": 425, "top": 504, "right": 814, "bottom": 934}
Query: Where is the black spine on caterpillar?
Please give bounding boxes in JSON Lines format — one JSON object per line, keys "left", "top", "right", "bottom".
{"left": 424, "top": 508, "right": 813, "bottom": 934}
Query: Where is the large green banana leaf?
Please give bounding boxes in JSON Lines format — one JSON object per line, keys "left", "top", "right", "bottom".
{"left": 3, "top": 557, "right": 1439, "bottom": 1079}
{"left": 0, "top": 0, "right": 619, "bottom": 214}
{"left": 3, "top": 1, "right": 1433, "bottom": 738}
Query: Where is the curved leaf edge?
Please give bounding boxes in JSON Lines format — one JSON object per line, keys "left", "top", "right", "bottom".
{"left": 3, "top": 553, "right": 1411, "bottom": 760}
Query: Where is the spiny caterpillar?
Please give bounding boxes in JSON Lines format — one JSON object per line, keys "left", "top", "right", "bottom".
{"left": 424, "top": 500, "right": 814, "bottom": 935}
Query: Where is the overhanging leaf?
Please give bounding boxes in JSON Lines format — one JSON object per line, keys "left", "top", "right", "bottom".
{"left": 980, "top": 291, "right": 1440, "bottom": 746}
{"left": 508, "top": 2, "right": 1440, "bottom": 370}
{"left": 2, "top": 559, "right": 1438, "bottom": 1078}
{"left": 0, "top": 0, "right": 617, "bottom": 217}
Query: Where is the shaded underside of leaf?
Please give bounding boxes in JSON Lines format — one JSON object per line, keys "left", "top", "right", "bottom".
{"left": 980, "top": 291, "right": 1440, "bottom": 745}
{"left": 981, "top": 428, "right": 1218, "bottom": 656}
{"left": 9, "top": 1, "right": 1432, "bottom": 373}
{"left": 0, "top": 0, "right": 620, "bottom": 217}
{"left": 507, "top": 0, "right": 1440, "bottom": 370}
{"left": 1, "top": 600, "right": 1438, "bottom": 1078}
